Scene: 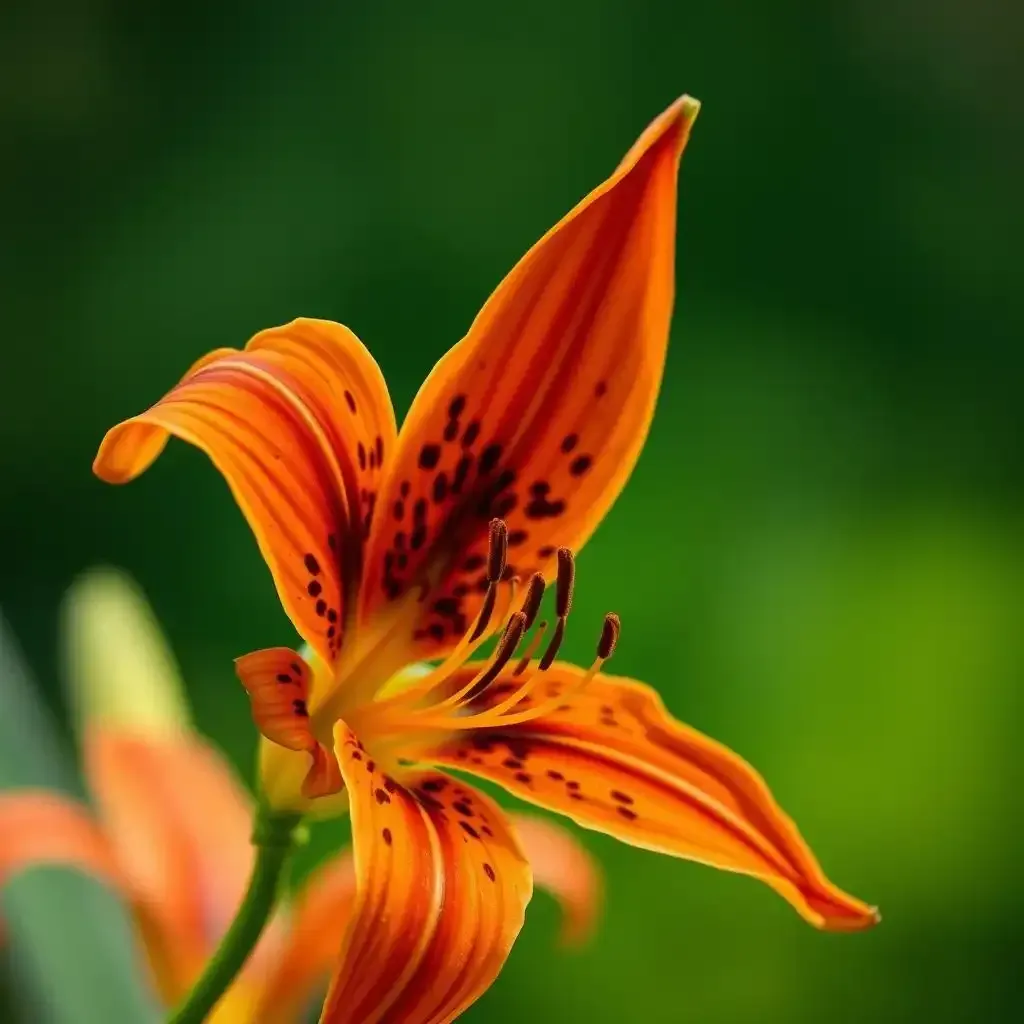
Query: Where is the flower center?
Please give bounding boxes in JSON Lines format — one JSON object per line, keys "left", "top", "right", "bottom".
{"left": 354, "top": 517, "right": 620, "bottom": 751}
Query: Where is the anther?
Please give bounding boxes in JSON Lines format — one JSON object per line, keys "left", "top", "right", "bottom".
{"left": 521, "top": 572, "right": 545, "bottom": 630}
{"left": 487, "top": 518, "right": 508, "bottom": 582}
{"left": 538, "top": 617, "right": 565, "bottom": 671}
{"left": 468, "top": 612, "right": 527, "bottom": 697}
{"left": 555, "top": 547, "right": 575, "bottom": 618}
{"left": 597, "top": 613, "right": 621, "bottom": 660}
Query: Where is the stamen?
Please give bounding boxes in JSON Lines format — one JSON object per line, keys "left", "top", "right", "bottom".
{"left": 463, "top": 611, "right": 526, "bottom": 698}
{"left": 597, "top": 613, "right": 620, "bottom": 659}
{"left": 555, "top": 547, "right": 574, "bottom": 618}
{"left": 468, "top": 585, "right": 498, "bottom": 642}
{"left": 520, "top": 572, "right": 545, "bottom": 630}
{"left": 538, "top": 617, "right": 566, "bottom": 671}
{"left": 513, "top": 620, "right": 548, "bottom": 675}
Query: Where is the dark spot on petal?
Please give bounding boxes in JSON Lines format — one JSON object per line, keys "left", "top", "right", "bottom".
{"left": 357, "top": 443, "right": 367, "bottom": 470}
{"left": 307, "top": 580, "right": 322, "bottom": 597}
{"left": 453, "top": 800, "right": 473, "bottom": 816}
{"left": 421, "top": 778, "right": 447, "bottom": 792}
{"left": 547, "top": 770, "right": 565, "bottom": 781}
{"left": 538, "top": 545, "right": 556, "bottom": 558}
{"left": 566, "top": 780, "right": 580, "bottom": 791}
{"left": 366, "top": 760, "right": 376, "bottom": 773}
{"left": 561, "top": 433, "right": 579, "bottom": 453}
{"left": 375, "top": 436, "right": 384, "bottom": 465}
{"left": 327, "top": 625, "right": 336, "bottom": 639}
{"left": 393, "top": 500, "right": 405, "bottom": 521}
{"left": 611, "top": 790, "right": 635, "bottom": 805}
{"left": 478, "top": 444, "right": 502, "bottom": 474}
{"left": 514, "top": 772, "right": 532, "bottom": 784}
{"left": 432, "top": 472, "right": 449, "bottom": 503}
{"left": 433, "top": 597, "right": 459, "bottom": 615}
{"left": 483, "top": 863, "right": 496, "bottom": 881}
{"left": 292, "top": 699, "right": 309, "bottom": 717}
{"left": 351, "top": 750, "right": 362, "bottom": 761}
{"left": 443, "top": 419, "right": 460, "bottom": 443}
{"left": 459, "top": 820, "right": 480, "bottom": 839}
{"left": 481, "top": 825, "right": 494, "bottom": 837}
{"left": 276, "top": 673, "right": 291, "bottom": 683}
{"left": 462, "top": 421, "right": 480, "bottom": 448}
{"left": 452, "top": 454, "right": 472, "bottom": 493}
{"left": 570, "top": 791, "right": 585, "bottom": 800}
{"left": 419, "top": 444, "right": 441, "bottom": 470}
{"left": 315, "top": 599, "right": 327, "bottom": 616}
{"left": 503, "top": 758, "right": 523, "bottom": 770}
{"left": 290, "top": 662, "right": 302, "bottom": 674}
{"left": 304, "top": 554, "right": 321, "bottom": 575}
{"left": 617, "top": 806, "right": 638, "bottom": 820}
{"left": 428, "top": 623, "right": 445, "bottom": 642}
{"left": 507, "top": 529, "right": 528, "bottom": 547}
{"left": 414, "top": 498, "right": 428, "bottom": 521}
{"left": 448, "top": 395, "right": 467, "bottom": 419}
{"left": 595, "top": 380, "right": 607, "bottom": 397}
{"left": 327, "top": 608, "right": 338, "bottom": 623}
{"left": 375, "top": 788, "right": 391, "bottom": 804}
{"left": 381, "top": 827, "right": 393, "bottom": 845}
{"left": 570, "top": 455, "right": 593, "bottom": 477}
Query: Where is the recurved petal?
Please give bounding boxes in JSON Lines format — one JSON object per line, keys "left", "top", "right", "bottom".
{"left": 235, "top": 648, "right": 343, "bottom": 799}
{"left": 319, "top": 724, "right": 531, "bottom": 1024}
{"left": 93, "top": 319, "right": 395, "bottom": 668}
{"left": 358, "top": 97, "right": 700, "bottom": 657}
{"left": 424, "top": 665, "right": 879, "bottom": 933}
{"left": 509, "top": 812, "right": 602, "bottom": 946}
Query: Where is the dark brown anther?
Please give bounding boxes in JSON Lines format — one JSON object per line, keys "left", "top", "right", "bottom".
{"left": 538, "top": 616, "right": 566, "bottom": 671}
{"left": 555, "top": 547, "right": 575, "bottom": 618}
{"left": 469, "top": 584, "right": 498, "bottom": 642}
{"left": 597, "top": 613, "right": 621, "bottom": 660}
{"left": 487, "top": 518, "right": 508, "bottom": 582}
{"left": 521, "top": 572, "right": 545, "bottom": 630}
{"left": 465, "top": 612, "right": 527, "bottom": 699}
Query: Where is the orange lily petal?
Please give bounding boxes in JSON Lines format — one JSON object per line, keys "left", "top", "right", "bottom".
{"left": 319, "top": 724, "right": 531, "bottom": 1024}
{"left": 358, "top": 97, "right": 700, "bottom": 655}
{"left": 258, "top": 809, "right": 598, "bottom": 1018}
{"left": 93, "top": 318, "right": 396, "bottom": 668}
{"left": 83, "top": 725, "right": 256, "bottom": 999}
{"left": 235, "top": 648, "right": 343, "bottom": 798}
{"left": 423, "top": 665, "right": 879, "bottom": 932}
{"left": 0, "top": 791, "right": 121, "bottom": 913}
{"left": 509, "top": 812, "right": 602, "bottom": 946}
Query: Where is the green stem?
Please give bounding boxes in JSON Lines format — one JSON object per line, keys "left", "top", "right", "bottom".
{"left": 167, "top": 808, "right": 305, "bottom": 1024}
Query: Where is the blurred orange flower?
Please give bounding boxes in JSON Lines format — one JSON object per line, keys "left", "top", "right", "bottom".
{"left": 0, "top": 570, "right": 601, "bottom": 1023}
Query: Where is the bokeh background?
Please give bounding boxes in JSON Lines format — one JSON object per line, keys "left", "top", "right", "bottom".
{"left": 2, "top": 1, "right": 1022, "bottom": 1021}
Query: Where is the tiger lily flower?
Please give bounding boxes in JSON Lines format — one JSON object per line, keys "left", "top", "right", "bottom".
{"left": 94, "top": 96, "right": 878, "bottom": 1021}
{"left": 0, "top": 569, "right": 601, "bottom": 1022}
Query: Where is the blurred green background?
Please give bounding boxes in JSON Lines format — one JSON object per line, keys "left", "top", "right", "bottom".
{"left": 2, "top": 0, "right": 1022, "bottom": 1021}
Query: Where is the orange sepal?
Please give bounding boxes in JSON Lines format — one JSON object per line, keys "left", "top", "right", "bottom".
{"left": 358, "top": 97, "right": 700, "bottom": 658}
{"left": 235, "top": 648, "right": 343, "bottom": 799}
{"left": 319, "top": 724, "right": 532, "bottom": 1024}
{"left": 424, "top": 665, "right": 879, "bottom": 933}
